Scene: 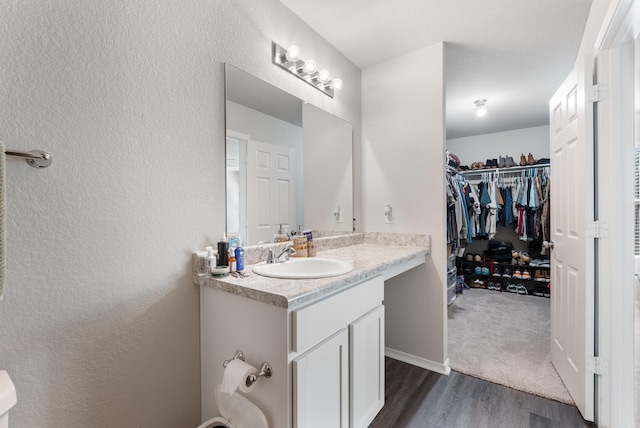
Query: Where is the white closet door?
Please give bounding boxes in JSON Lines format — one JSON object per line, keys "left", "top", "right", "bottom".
{"left": 548, "top": 54, "right": 595, "bottom": 421}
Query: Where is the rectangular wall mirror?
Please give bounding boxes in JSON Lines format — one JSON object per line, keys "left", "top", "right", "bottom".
{"left": 225, "top": 64, "right": 353, "bottom": 245}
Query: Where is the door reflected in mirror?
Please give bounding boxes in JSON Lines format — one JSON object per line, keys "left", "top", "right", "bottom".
{"left": 225, "top": 64, "right": 353, "bottom": 246}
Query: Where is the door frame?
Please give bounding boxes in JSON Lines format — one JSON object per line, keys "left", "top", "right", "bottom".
{"left": 592, "top": 0, "right": 640, "bottom": 426}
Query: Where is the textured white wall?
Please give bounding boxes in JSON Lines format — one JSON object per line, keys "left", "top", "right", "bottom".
{"left": 0, "top": 1, "right": 361, "bottom": 427}
{"left": 362, "top": 43, "right": 447, "bottom": 366}
{"left": 446, "top": 125, "right": 550, "bottom": 167}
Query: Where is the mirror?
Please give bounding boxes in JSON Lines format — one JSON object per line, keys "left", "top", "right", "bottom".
{"left": 225, "top": 64, "right": 353, "bottom": 246}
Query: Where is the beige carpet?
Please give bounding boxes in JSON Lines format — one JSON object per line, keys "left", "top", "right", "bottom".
{"left": 448, "top": 288, "right": 573, "bottom": 404}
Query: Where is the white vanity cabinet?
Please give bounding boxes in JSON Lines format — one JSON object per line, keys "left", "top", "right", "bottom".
{"left": 291, "top": 275, "right": 384, "bottom": 428}
{"left": 200, "top": 274, "right": 385, "bottom": 428}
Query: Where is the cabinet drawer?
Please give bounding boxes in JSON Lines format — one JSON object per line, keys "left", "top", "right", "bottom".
{"left": 292, "top": 276, "right": 384, "bottom": 354}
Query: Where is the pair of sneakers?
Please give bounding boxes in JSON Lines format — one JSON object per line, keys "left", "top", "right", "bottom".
{"left": 474, "top": 266, "right": 490, "bottom": 276}
{"left": 513, "top": 269, "right": 531, "bottom": 280}
{"left": 465, "top": 253, "right": 483, "bottom": 262}
{"left": 486, "top": 282, "right": 502, "bottom": 291}
{"left": 507, "top": 283, "right": 528, "bottom": 295}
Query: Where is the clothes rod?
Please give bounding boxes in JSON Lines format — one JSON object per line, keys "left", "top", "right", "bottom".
{"left": 458, "top": 163, "right": 549, "bottom": 176}
{"left": 5, "top": 149, "right": 52, "bottom": 169}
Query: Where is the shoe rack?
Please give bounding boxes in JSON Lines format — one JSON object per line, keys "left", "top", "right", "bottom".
{"left": 458, "top": 259, "right": 551, "bottom": 297}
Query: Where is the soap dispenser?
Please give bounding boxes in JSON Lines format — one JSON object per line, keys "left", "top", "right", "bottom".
{"left": 274, "top": 224, "right": 289, "bottom": 243}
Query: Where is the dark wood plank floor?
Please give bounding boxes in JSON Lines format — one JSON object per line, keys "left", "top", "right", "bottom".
{"left": 369, "top": 358, "right": 597, "bottom": 428}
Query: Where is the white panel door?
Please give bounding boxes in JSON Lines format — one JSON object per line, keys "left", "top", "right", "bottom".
{"left": 247, "top": 140, "right": 297, "bottom": 244}
{"left": 549, "top": 55, "right": 595, "bottom": 421}
{"left": 293, "top": 329, "right": 349, "bottom": 428}
{"left": 350, "top": 305, "right": 385, "bottom": 428}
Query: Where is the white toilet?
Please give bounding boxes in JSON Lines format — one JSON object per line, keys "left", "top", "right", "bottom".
{"left": 0, "top": 371, "right": 16, "bottom": 428}
{"left": 197, "top": 385, "right": 268, "bottom": 428}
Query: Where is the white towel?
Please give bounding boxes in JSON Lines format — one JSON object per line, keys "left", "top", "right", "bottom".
{"left": 0, "top": 141, "right": 5, "bottom": 300}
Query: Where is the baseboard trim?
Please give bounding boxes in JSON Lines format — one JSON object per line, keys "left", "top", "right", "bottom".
{"left": 385, "top": 347, "right": 451, "bottom": 375}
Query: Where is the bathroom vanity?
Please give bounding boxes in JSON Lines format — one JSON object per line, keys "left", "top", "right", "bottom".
{"left": 194, "top": 234, "right": 429, "bottom": 428}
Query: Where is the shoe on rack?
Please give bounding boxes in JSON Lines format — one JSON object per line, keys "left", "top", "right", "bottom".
{"left": 522, "top": 270, "right": 532, "bottom": 280}
{"left": 511, "top": 258, "right": 518, "bottom": 265}
{"left": 464, "top": 265, "right": 473, "bottom": 274}
{"left": 533, "top": 287, "right": 545, "bottom": 297}
{"left": 493, "top": 265, "right": 502, "bottom": 277}
{"left": 519, "top": 153, "right": 527, "bottom": 166}
{"left": 481, "top": 267, "right": 490, "bottom": 276}
{"left": 498, "top": 156, "right": 506, "bottom": 168}
{"left": 474, "top": 266, "right": 482, "bottom": 275}
{"left": 471, "top": 162, "right": 479, "bottom": 170}
{"left": 502, "top": 266, "right": 512, "bottom": 278}
{"left": 517, "top": 284, "right": 528, "bottom": 295}
{"left": 474, "top": 254, "right": 482, "bottom": 262}
{"left": 533, "top": 270, "right": 545, "bottom": 281}
{"left": 511, "top": 250, "right": 520, "bottom": 259}
{"left": 545, "top": 270, "right": 551, "bottom": 282}
{"left": 471, "top": 279, "right": 485, "bottom": 288}
{"left": 507, "top": 283, "right": 518, "bottom": 293}
{"left": 465, "top": 253, "right": 473, "bottom": 262}
{"left": 520, "top": 252, "right": 530, "bottom": 263}
{"left": 505, "top": 156, "right": 517, "bottom": 167}
{"left": 527, "top": 152, "right": 536, "bottom": 165}
{"left": 513, "top": 269, "right": 522, "bottom": 279}
{"left": 543, "top": 285, "right": 551, "bottom": 298}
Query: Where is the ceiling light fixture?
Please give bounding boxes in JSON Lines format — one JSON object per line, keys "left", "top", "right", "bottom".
{"left": 475, "top": 99, "right": 487, "bottom": 117}
{"left": 272, "top": 42, "right": 343, "bottom": 98}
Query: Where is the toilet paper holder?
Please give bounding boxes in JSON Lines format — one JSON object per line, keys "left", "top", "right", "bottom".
{"left": 223, "top": 349, "right": 273, "bottom": 388}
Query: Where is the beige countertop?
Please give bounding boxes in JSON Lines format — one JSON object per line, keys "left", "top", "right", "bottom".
{"left": 194, "top": 241, "right": 429, "bottom": 309}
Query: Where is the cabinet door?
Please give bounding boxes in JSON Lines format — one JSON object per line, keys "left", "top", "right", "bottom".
{"left": 350, "top": 305, "right": 385, "bottom": 428}
{"left": 293, "top": 329, "right": 349, "bottom": 428}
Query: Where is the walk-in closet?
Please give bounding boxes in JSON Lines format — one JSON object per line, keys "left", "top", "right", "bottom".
{"left": 445, "top": 128, "right": 572, "bottom": 404}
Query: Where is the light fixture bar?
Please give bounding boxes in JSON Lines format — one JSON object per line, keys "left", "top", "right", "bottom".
{"left": 272, "top": 42, "right": 342, "bottom": 98}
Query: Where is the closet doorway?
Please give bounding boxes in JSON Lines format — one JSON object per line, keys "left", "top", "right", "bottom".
{"left": 445, "top": 160, "right": 566, "bottom": 403}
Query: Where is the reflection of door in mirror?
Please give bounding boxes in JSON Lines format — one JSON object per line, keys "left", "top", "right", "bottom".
{"left": 246, "top": 140, "right": 298, "bottom": 244}
{"left": 226, "top": 100, "right": 303, "bottom": 245}
{"left": 226, "top": 132, "right": 248, "bottom": 240}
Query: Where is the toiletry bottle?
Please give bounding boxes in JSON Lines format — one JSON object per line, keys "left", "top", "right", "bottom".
{"left": 303, "top": 230, "right": 316, "bottom": 257}
{"left": 228, "top": 249, "right": 236, "bottom": 273}
{"left": 205, "top": 246, "right": 217, "bottom": 274}
{"left": 218, "top": 233, "right": 229, "bottom": 267}
{"left": 235, "top": 239, "right": 245, "bottom": 273}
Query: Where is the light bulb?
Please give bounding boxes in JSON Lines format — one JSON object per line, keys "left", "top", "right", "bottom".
{"left": 285, "top": 45, "right": 300, "bottom": 62}
{"left": 474, "top": 99, "right": 487, "bottom": 117}
{"left": 330, "top": 78, "right": 343, "bottom": 91}
{"left": 302, "top": 59, "right": 317, "bottom": 75}
{"left": 317, "top": 69, "right": 330, "bottom": 83}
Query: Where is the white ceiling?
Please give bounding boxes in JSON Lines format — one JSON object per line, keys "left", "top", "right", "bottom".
{"left": 280, "top": 0, "right": 593, "bottom": 139}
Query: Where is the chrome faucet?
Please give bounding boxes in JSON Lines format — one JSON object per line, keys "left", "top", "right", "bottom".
{"left": 266, "top": 244, "right": 296, "bottom": 264}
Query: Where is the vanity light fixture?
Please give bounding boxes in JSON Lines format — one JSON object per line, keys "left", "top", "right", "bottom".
{"left": 272, "top": 42, "right": 343, "bottom": 98}
{"left": 475, "top": 99, "right": 487, "bottom": 117}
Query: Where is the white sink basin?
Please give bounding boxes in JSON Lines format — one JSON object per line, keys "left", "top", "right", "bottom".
{"left": 252, "top": 258, "right": 353, "bottom": 279}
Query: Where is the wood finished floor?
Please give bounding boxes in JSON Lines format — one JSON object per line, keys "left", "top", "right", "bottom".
{"left": 369, "top": 358, "right": 596, "bottom": 428}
